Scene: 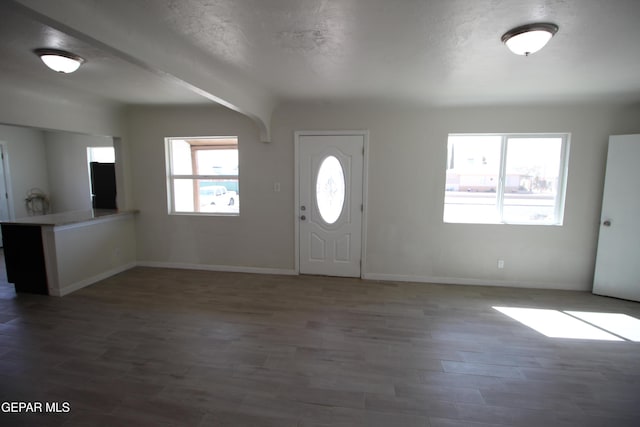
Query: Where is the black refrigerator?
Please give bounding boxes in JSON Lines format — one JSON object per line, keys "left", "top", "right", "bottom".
{"left": 90, "top": 162, "right": 117, "bottom": 209}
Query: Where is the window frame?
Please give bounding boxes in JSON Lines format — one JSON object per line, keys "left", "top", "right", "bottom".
{"left": 444, "top": 132, "right": 570, "bottom": 226}
{"left": 165, "top": 136, "right": 239, "bottom": 216}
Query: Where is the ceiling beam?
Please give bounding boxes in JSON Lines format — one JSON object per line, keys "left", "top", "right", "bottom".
{"left": 10, "top": 0, "right": 275, "bottom": 142}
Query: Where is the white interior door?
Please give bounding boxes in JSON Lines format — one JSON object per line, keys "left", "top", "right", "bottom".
{"left": 593, "top": 134, "right": 640, "bottom": 302}
{"left": 297, "top": 133, "right": 364, "bottom": 277}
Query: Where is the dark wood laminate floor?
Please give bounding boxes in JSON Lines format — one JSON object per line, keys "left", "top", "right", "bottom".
{"left": 0, "top": 265, "right": 639, "bottom": 426}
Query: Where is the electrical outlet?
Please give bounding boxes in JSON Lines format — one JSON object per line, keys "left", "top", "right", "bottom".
{"left": 273, "top": 182, "right": 281, "bottom": 192}
{"left": 497, "top": 259, "right": 505, "bottom": 269}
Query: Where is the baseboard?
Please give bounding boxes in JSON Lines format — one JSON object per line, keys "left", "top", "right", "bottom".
{"left": 55, "top": 261, "right": 587, "bottom": 292}
{"left": 54, "top": 262, "right": 138, "bottom": 296}
{"left": 136, "top": 261, "right": 298, "bottom": 276}
{"left": 362, "top": 272, "right": 590, "bottom": 291}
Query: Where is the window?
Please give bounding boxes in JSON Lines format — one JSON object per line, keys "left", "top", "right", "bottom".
{"left": 87, "top": 146, "right": 115, "bottom": 163}
{"left": 166, "top": 137, "right": 239, "bottom": 215}
{"left": 444, "top": 133, "right": 569, "bottom": 225}
{"left": 316, "top": 155, "right": 346, "bottom": 224}
{"left": 87, "top": 146, "right": 117, "bottom": 209}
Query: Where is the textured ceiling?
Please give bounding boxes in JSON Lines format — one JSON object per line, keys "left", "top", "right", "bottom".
{"left": 150, "top": 0, "right": 640, "bottom": 105}
{"left": 3, "top": 0, "right": 640, "bottom": 112}
{"left": 0, "top": 2, "right": 210, "bottom": 105}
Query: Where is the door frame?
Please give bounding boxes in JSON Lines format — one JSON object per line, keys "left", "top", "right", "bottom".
{"left": 0, "top": 142, "right": 15, "bottom": 221}
{"left": 294, "top": 130, "right": 369, "bottom": 277}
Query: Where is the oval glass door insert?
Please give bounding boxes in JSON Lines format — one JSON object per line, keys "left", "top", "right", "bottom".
{"left": 316, "top": 155, "right": 345, "bottom": 224}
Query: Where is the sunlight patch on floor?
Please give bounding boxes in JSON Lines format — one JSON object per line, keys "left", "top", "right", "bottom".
{"left": 565, "top": 311, "right": 640, "bottom": 342}
{"left": 493, "top": 306, "right": 637, "bottom": 341}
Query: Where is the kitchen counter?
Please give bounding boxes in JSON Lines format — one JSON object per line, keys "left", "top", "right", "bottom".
{"left": 1, "top": 209, "right": 138, "bottom": 296}
{"left": 2, "top": 209, "right": 136, "bottom": 226}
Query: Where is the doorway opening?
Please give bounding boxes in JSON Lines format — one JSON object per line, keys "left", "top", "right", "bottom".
{"left": 87, "top": 146, "right": 116, "bottom": 209}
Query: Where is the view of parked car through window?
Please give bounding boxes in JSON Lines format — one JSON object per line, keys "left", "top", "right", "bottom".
{"left": 199, "top": 185, "right": 236, "bottom": 210}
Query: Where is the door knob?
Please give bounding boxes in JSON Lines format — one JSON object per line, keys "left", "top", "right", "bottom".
{"left": 300, "top": 215, "right": 306, "bottom": 221}
{"left": 603, "top": 220, "right": 612, "bottom": 227}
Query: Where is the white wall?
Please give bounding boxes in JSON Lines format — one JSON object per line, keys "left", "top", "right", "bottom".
{"left": 0, "top": 124, "right": 49, "bottom": 219}
{"left": 0, "top": 85, "right": 125, "bottom": 138}
{"left": 0, "top": 124, "right": 116, "bottom": 218}
{"left": 273, "top": 102, "right": 640, "bottom": 290}
{"left": 47, "top": 214, "right": 137, "bottom": 296}
{"left": 127, "top": 106, "right": 292, "bottom": 272}
{"left": 0, "top": 86, "right": 132, "bottom": 211}
{"left": 44, "top": 131, "right": 114, "bottom": 213}
{"left": 125, "top": 101, "right": 640, "bottom": 291}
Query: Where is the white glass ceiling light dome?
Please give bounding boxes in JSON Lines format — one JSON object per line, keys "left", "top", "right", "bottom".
{"left": 34, "top": 49, "right": 85, "bottom": 73}
{"left": 501, "top": 23, "right": 558, "bottom": 56}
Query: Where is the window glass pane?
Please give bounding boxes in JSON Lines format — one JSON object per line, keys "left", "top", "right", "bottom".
{"left": 196, "top": 149, "right": 238, "bottom": 176}
{"left": 173, "top": 179, "right": 239, "bottom": 214}
{"left": 88, "top": 146, "right": 115, "bottom": 163}
{"left": 171, "top": 139, "right": 193, "bottom": 175}
{"left": 316, "top": 156, "right": 345, "bottom": 224}
{"left": 444, "top": 135, "right": 501, "bottom": 223}
{"left": 173, "top": 178, "right": 195, "bottom": 212}
{"left": 503, "top": 138, "right": 562, "bottom": 223}
{"left": 199, "top": 179, "right": 239, "bottom": 214}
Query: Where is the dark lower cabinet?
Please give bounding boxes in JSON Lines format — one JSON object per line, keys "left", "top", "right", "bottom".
{"left": 1, "top": 224, "right": 49, "bottom": 295}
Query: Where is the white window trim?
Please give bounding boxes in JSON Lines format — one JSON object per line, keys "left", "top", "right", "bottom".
{"left": 165, "top": 136, "right": 239, "bottom": 216}
{"left": 445, "top": 132, "right": 570, "bottom": 226}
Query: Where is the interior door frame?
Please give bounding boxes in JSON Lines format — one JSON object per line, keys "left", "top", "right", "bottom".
{"left": 294, "top": 130, "right": 369, "bottom": 277}
{"left": 0, "top": 142, "right": 15, "bottom": 221}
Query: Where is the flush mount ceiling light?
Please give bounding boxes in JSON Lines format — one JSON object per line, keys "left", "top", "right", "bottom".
{"left": 34, "top": 48, "right": 85, "bottom": 73}
{"left": 501, "top": 23, "right": 558, "bottom": 56}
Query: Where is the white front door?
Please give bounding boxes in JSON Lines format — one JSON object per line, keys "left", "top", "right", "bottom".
{"left": 593, "top": 134, "right": 640, "bottom": 302}
{"left": 297, "top": 133, "right": 365, "bottom": 277}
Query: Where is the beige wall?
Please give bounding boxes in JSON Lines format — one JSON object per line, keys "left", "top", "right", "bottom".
{"left": 0, "top": 85, "right": 131, "bottom": 215}
{"left": 0, "top": 124, "right": 116, "bottom": 218}
{"left": 0, "top": 85, "right": 125, "bottom": 138}
{"left": 5, "top": 95, "right": 639, "bottom": 291}
{"left": 48, "top": 214, "right": 137, "bottom": 296}
{"left": 273, "top": 102, "right": 640, "bottom": 290}
{"left": 127, "top": 102, "right": 640, "bottom": 290}
{"left": 127, "top": 106, "right": 292, "bottom": 272}
{"left": 0, "top": 124, "right": 49, "bottom": 219}
{"left": 44, "top": 131, "right": 114, "bottom": 213}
